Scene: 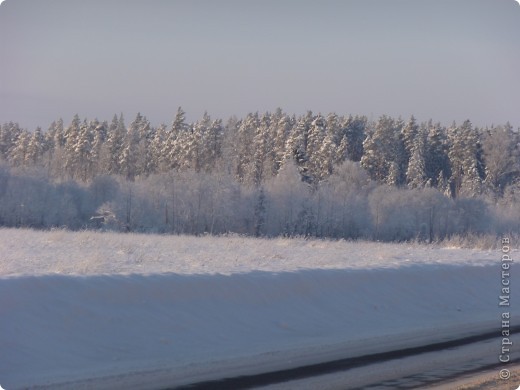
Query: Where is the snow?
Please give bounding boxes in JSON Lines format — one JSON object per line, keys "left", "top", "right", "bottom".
{"left": 0, "top": 228, "right": 498, "bottom": 276}
{"left": 0, "top": 228, "right": 516, "bottom": 389}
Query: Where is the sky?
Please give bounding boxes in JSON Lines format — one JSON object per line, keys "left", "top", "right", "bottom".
{"left": 0, "top": 0, "right": 519, "bottom": 130}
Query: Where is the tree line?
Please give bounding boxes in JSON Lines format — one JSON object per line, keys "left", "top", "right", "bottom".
{"left": 0, "top": 108, "right": 519, "bottom": 241}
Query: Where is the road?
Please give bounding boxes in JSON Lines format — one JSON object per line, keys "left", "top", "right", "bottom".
{"left": 173, "top": 326, "right": 520, "bottom": 390}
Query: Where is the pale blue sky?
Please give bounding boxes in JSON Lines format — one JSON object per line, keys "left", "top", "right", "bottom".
{"left": 1, "top": 0, "right": 519, "bottom": 129}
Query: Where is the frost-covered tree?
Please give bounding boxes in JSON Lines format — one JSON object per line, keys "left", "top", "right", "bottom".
{"left": 136, "top": 117, "right": 155, "bottom": 176}
{"left": 53, "top": 118, "right": 66, "bottom": 149}
{"left": 49, "top": 118, "right": 66, "bottom": 179}
{"left": 63, "top": 114, "right": 82, "bottom": 179}
{"left": 361, "top": 115, "right": 405, "bottom": 185}
{"left": 361, "top": 117, "right": 383, "bottom": 181}
{"left": 41, "top": 122, "right": 56, "bottom": 171}
{"left": 150, "top": 123, "right": 168, "bottom": 172}
{"left": 26, "top": 127, "right": 45, "bottom": 166}
{"left": 406, "top": 128, "right": 428, "bottom": 189}
{"left": 103, "top": 114, "right": 126, "bottom": 175}
{"left": 250, "top": 114, "right": 271, "bottom": 186}
{"left": 9, "top": 130, "right": 30, "bottom": 168}
{"left": 386, "top": 161, "right": 401, "bottom": 187}
{"left": 322, "top": 161, "right": 373, "bottom": 238}
{"left": 482, "top": 124, "right": 519, "bottom": 198}
{"left": 448, "top": 120, "right": 482, "bottom": 197}
{"left": 120, "top": 114, "right": 141, "bottom": 181}
{"left": 306, "top": 114, "right": 326, "bottom": 178}
{"left": 401, "top": 115, "right": 419, "bottom": 165}
{"left": 233, "top": 112, "right": 258, "bottom": 182}
{"left": 0, "top": 122, "right": 23, "bottom": 162}
{"left": 425, "top": 121, "right": 450, "bottom": 187}
{"left": 369, "top": 185, "right": 450, "bottom": 241}
{"left": 90, "top": 120, "right": 108, "bottom": 177}
{"left": 0, "top": 123, "right": 12, "bottom": 161}
{"left": 187, "top": 112, "right": 211, "bottom": 172}
{"left": 316, "top": 131, "right": 336, "bottom": 181}
{"left": 283, "top": 111, "right": 313, "bottom": 183}
{"left": 264, "top": 160, "right": 310, "bottom": 235}
{"left": 206, "top": 118, "right": 224, "bottom": 171}
{"left": 162, "top": 107, "right": 190, "bottom": 170}
{"left": 268, "top": 112, "right": 293, "bottom": 176}
{"left": 325, "top": 112, "right": 341, "bottom": 143}
{"left": 75, "top": 119, "right": 93, "bottom": 181}
{"left": 342, "top": 115, "right": 366, "bottom": 162}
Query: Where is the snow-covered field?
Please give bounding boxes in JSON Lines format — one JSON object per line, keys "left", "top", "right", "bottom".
{"left": 0, "top": 228, "right": 516, "bottom": 389}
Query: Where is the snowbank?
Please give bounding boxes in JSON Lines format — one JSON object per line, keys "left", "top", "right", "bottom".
{"left": 0, "top": 229, "right": 514, "bottom": 389}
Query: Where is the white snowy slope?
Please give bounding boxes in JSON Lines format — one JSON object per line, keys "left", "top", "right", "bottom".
{"left": 0, "top": 228, "right": 516, "bottom": 389}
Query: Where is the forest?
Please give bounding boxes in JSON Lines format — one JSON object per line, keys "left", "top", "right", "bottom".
{"left": 0, "top": 108, "right": 519, "bottom": 242}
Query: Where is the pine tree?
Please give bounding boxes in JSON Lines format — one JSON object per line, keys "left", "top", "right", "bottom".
{"left": 9, "top": 130, "right": 30, "bottom": 167}
{"left": 187, "top": 112, "right": 223, "bottom": 173}
{"left": 425, "top": 121, "right": 450, "bottom": 187}
{"left": 233, "top": 112, "right": 258, "bottom": 182}
{"left": 206, "top": 118, "right": 224, "bottom": 171}
{"left": 74, "top": 120, "right": 94, "bottom": 181}
{"left": 136, "top": 116, "right": 155, "bottom": 176}
{"left": 50, "top": 118, "right": 66, "bottom": 179}
{"left": 306, "top": 114, "right": 326, "bottom": 178}
{"left": 326, "top": 112, "right": 345, "bottom": 165}
{"left": 448, "top": 120, "right": 482, "bottom": 197}
{"left": 63, "top": 114, "right": 81, "bottom": 179}
{"left": 105, "top": 114, "right": 126, "bottom": 175}
{"left": 460, "top": 121, "right": 483, "bottom": 197}
{"left": 151, "top": 123, "right": 168, "bottom": 172}
{"left": 250, "top": 114, "right": 271, "bottom": 186}
{"left": 90, "top": 120, "right": 108, "bottom": 176}
{"left": 26, "top": 127, "right": 45, "bottom": 166}
{"left": 482, "top": 124, "right": 519, "bottom": 198}
{"left": 162, "top": 107, "right": 189, "bottom": 170}
{"left": 53, "top": 118, "right": 66, "bottom": 149}
{"left": 401, "top": 115, "right": 418, "bottom": 164}
{"left": 0, "top": 123, "right": 10, "bottom": 161}
{"left": 120, "top": 114, "right": 141, "bottom": 181}
{"left": 342, "top": 115, "right": 367, "bottom": 162}
{"left": 283, "top": 111, "right": 313, "bottom": 183}
{"left": 316, "top": 131, "right": 336, "bottom": 181}
{"left": 42, "top": 122, "right": 57, "bottom": 171}
{"left": 0, "top": 122, "right": 22, "bottom": 161}
{"left": 270, "top": 113, "right": 293, "bottom": 175}
{"left": 361, "top": 115, "right": 405, "bottom": 185}
{"left": 187, "top": 113, "right": 206, "bottom": 172}
{"left": 406, "top": 128, "right": 427, "bottom": 189}
{"left": 393, "top": 117, "right": 407, "bottom": 185}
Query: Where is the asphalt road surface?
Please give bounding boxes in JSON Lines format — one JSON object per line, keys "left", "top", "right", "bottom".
{"left": 173, "top": 326, "right": 520, "bottom": 390}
